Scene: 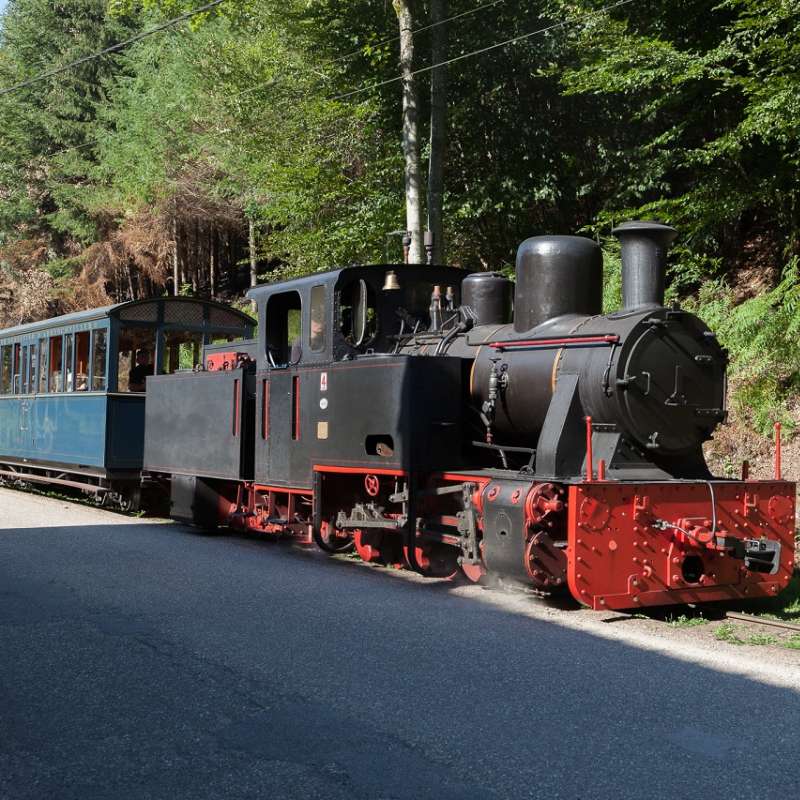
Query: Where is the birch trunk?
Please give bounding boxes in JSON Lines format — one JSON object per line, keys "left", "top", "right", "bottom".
{"left": 393, "top": 0, "right": 424, "bottom": 264}
{"left": 209, "top": 228, "right": 216, "bottom": 299}
{"left": 248, "top": 217, "right": 258, "bottom": 311}
{"left": 427, "top": 0, "right": 448, "bottom": 264}
{"left": 172, "top": 215, "right": 179, "bottom": 296}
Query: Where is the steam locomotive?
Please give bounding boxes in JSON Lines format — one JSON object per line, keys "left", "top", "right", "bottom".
{"left": 142, "top": 220, "right": 796, "bottom": 610}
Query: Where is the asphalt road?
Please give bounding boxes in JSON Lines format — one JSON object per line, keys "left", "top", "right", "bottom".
{"left": 1, "top": 489, "right": 799, "bottom": 800}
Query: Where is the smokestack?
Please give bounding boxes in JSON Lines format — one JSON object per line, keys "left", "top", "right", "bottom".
{"left": 611, "top": 221, "right": 677, "bottom": 312}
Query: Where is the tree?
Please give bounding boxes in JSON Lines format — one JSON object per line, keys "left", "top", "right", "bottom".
{"left": 427, "top": 0, "right": 448, "bottom": 264}
{"left": 393, "top": 0, "right": 424, "bottom": 263}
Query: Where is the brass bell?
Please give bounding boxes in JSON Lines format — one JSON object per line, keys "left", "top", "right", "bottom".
{"left": 382, "top": 270, "right": 401, "bottom": 291}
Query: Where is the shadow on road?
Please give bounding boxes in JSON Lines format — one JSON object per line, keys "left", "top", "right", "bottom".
{"left": 1, "top": 520, "right": 799, "bottom": 800}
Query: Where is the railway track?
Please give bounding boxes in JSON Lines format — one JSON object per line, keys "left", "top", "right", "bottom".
{"left": 724, "top": 611, "right": 800, "bottom": 633}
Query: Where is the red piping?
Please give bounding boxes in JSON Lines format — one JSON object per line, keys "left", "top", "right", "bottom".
{"left": 292, "top": 376, "right": 300, "bottom": 441}
{"left": 262, "top": 380, "right": 269, "bottom": 440}
{"left": 232, "top": 379, "right": 240, "bottom": 437}
{"left": 585, "top": 415, "right": 593, "bottom": 482}
{"left": 489, "top": 334, "right": 619, "bottom": 350}
{"left": 313, "top": 465, "right": 407, "bottom": 477}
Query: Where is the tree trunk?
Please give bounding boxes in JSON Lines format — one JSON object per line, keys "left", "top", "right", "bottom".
{"left": 209, "top": 228, "right": 216, "bottom": 299}
{"left": 172, "top": 215, "right": 179, "bottom": 296}
{"left": 427, "top": 0, "right": 448, "bottom": 264}
{"left": 192, "top": 219, "right": 199, "bottom": 294}
{"left": 248, "top": 217, "right": 258, "bottom": 311}
{"left": 393, "top": 0, "right": 424, "bottom": 264}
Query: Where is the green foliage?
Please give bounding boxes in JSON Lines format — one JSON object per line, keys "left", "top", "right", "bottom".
{"left": 600, "top": 242, "right": 622, "bottom": 313}
{"left": 0, "top": 0, "right": 796, "bottom": 442}
{"left": 0, "top": 0, "right": 139, "bottom": 244}
{"left": 688, "top": 259, "right": 800, "bottom": 434}
{"left": 714, "top": 622, "right": 745, "bottom": 644}
{"left": 749, "top": 574, "right": 800, "bottom": 622}
{"left": 666, "top": 613, "right": 709, "bottom": 629}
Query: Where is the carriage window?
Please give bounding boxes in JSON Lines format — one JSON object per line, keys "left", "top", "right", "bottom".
{"left": 117, "top": 327, "right": 156, "bottom": 391}
{"left": 161, "top": 331, "right": 203, "bottom": 375}
{"left": 0, "top": 345, "right": 10, "bottom": 394}
{"left": 339, "top": 279, "right": 377, "bottom": 347}
{"left": 64, "top": 334, "right": 74, "bottom": 392}
{"left": 21, "top": 345, "right": 28, "bottom": 393}
{"left": 49, "top": 336, "right": 63, "bottom": 392}
{"left": 265, "top": 291, "right": 302, "bottom": 366}
{"left": 27, "top": 344, "right": 37, "bottom": 394}
{"left": 38, "top": 338, "right": 47, "bottom": 393}
{"left": 13, "top": 343, "right": 21, "bottom": 393}
{"left": 91, "top": 329, "right": 107, "bottom": 391}
{"left": 75, "top": 331, "right": 90, "bottom": 391}
{"left": 309, "top": 285, "right": 326, "bottom": 352}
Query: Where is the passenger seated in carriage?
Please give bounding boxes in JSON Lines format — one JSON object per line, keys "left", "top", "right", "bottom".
{"left": 128, "top": 350, "right": 154, "bottom": 392}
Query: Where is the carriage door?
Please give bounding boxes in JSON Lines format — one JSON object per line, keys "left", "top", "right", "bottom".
{"left": 17, "top": 344, "right": 32, "bottom": 450}
{"left": 264, "top": 291, "right": 302, "bottom": 485}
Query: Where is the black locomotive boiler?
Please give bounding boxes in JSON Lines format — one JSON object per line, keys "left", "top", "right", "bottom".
{"left": 143, "top": 221, "right": 796, "bottom": 610}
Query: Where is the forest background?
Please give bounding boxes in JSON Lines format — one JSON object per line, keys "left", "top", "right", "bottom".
{"left": 0, "top": 0, "right": 797, "bottom": 475}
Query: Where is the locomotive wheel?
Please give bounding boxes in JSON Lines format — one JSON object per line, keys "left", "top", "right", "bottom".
{"left": 403, "top": 542, "right": 459, "bottom": 579}
{"left": 313, "top": 521, "right": 354, "bottom": 554}
{"left": 459, "top": 540, "right": 487, "bottom": 582}
{"left": 354, "top": 529, "right": 403, "bottom": 566}
{"left": 524, "top": 531, "right": 567, "bottom": 588}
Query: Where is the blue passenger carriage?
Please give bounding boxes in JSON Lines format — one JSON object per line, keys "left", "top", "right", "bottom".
{"left": 0, "top": 297, "right": 253, "bottom": 506}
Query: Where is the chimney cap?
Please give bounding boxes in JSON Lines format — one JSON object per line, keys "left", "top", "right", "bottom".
{"left": 611, "top": 220, "right": 677, "bottom": 241}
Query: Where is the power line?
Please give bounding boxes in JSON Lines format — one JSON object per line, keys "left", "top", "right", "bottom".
{"left": 332, "top": 0, "right": 637, "bottom": 101}
{"left": 17, "top": 0, "right": 635, "bottom": 162}
{"left": 0, "top": 0, "right": 227, "bottom": 98}
{"left": 230, "top": 0, "right": 507, "bottom": 102}
{"left": 329, "top": 0, "right": 507, "bottom": 66}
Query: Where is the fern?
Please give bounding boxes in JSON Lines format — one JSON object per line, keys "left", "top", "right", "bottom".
{"left": 688, "top": 258, "right": 800, "bottom": 435}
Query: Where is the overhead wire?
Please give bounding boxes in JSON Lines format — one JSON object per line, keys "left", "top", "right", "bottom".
{"left": 331, "top": 0, "right": 637, "bottom": 101}
{"left": 229, "top": 0, "right": 509, "bottom": 101}
{"left": 8, "top": 0, "right": 637, "bottom": 166}
{"left": 16, "top": 0, "right": 510, "bottom": 158}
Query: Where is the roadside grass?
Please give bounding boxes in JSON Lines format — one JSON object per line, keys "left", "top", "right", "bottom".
{"left": 667, "top": 613, "right": 709, "bottom": 628}
{"left": 713, "top": 620, "right": 800, "bottom": 649}
{"left": 743, "top": 574, "right": 800, "bottom": 622}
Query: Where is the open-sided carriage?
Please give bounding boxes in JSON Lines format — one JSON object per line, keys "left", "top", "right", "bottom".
{"left": 0, "top": 297, "right": 253, "bottom": 508}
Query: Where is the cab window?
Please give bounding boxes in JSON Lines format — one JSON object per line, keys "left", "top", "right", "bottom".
{"left": 265, "top": 291, "right": 302, "bottom": 366}
{"left": 309, "top": 285, "right": 326, "bottom": 353}
{"left": 339, "top": 279, "right": 377, "bottom": 347}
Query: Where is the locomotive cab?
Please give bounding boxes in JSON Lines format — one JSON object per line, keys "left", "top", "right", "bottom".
{"left": 249, "top": 264, "right": 471, "bottom": 368}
